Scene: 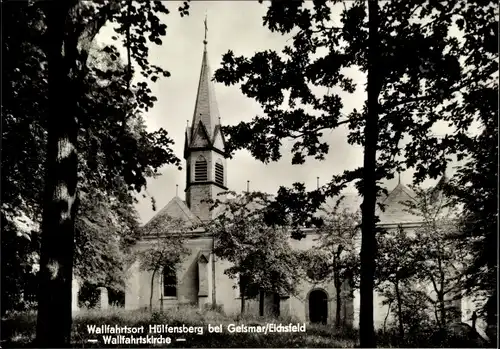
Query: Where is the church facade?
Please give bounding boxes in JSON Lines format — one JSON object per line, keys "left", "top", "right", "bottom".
{"left": 102, "top": 41, "right": 479, "bottom": 330}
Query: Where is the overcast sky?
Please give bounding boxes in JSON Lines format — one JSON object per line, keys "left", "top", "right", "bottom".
{"left": 98, "top": 1, "right": 453, "bottom": 224}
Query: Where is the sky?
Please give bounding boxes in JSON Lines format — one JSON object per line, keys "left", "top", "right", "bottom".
{"left": 97, "top": 1, "right": 453, "bottom": 224}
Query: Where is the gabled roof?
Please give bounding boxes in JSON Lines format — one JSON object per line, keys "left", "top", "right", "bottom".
{"left": 212, "top": 124, "right": 226, "bottom": 151}
{"left": 321, "top": 192, "right": 387, "bottom": 215}
{"left": 430, "top": 173, "right": 448, "bottom": 203}
{"left": 190, "top": 122, "right": 212, "bottom": 148}
{"left": 143, "top": 196, "right": 201, "bottom": 231}
{"left": 313, "top": 182, "right": 422, "bottom": 225}
{"left": 378, "top": 182, "right": 420, "bottom": 224}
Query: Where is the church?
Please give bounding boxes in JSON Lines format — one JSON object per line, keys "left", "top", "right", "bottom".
{"left": 122, "top": 39, "right": 358, "bottom": 324}
{"left": 71, "top": 37, "right": 481, "bottom": 331}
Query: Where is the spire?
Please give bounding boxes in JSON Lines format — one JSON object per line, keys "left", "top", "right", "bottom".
{"left": 189, "top": 14, "right": 220, "bottom": 139}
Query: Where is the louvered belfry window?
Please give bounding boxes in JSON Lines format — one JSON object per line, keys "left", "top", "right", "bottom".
{"left": 215, "top": 161, "right": 224, "bottom": 186}
{"left": 194, "top": 156, "right": 208, "bottom": 181}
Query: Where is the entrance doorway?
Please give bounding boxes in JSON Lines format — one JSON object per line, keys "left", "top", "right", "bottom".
{"left": 309, "top": 289, "right": 328, "bottom": 324}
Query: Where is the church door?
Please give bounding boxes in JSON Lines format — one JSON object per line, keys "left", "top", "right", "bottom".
{"left": 309, "top": 289, "right": 328, "bottom": 324}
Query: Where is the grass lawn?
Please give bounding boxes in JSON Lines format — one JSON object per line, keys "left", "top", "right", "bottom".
{"left": 1, "top": 306, "right": 359, "bottom": 348}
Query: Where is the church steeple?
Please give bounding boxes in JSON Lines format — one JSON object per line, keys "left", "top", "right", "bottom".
{"left": 184, "top": 16, "right": 225, "bottom": 157}
{"left": 183, "top": 18, "right": 228, "bottom": 222}
{"left": 188, "top": 16, "right": 221, "bottom": 142}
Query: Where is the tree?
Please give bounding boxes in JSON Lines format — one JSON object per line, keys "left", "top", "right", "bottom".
{"left": 404, "top": 186, "right": 468, "bottom": 328}
{"left": 379, "top": 282, "right": 436, "bottom": 346}
{"left": 314, "top": 199, "right": 360, "bottom": 328}
{"left": 2, "top": 2, "right": 177, "bottom": 309}
{"left": 447, "top": 83, "right": 498, "bottom": 334}
{"left": 213, "top": 1, "right": 496, "bottom": 346}
{"left": 3, "top": 0, "right": 191, "bottom": 345}
{"left": 376, "top": 225, "right": 421, "bottom": 339}
{"left": 136, "top": 214, "right": 189, "bottom": 312}
{"left": 206, "top": 191, "right": 304, "bottom": 314}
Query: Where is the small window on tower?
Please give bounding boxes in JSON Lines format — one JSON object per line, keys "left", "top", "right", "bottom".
{"left": 215, "top": 161, "right": 224, "bottom": 186}
{"left": 194, "top": 156, "right": 208, "bottom": 181}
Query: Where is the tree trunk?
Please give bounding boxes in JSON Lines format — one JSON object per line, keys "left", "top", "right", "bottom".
{"left": 150, "top": 268, "right": 157, "bottom": 312}
{"left": 160, "top": 271, "right": 164, "bottom": 313}
{"left": 433, "top": 303, "right": 440, "bottom": 326}
{"left": 383, "top": 300, "right": 392, "bottom": 334}
{"left": 240, "top": 292, "right": 246, "bottom": 314}
{"left": 394, "top": 281, "right": 404, "bottom": 339}
{"left": 359, "top": 0, "right": 381, "bottom": 347}
{"left": 239, "top": 274, "right": 248, "bottom": 314}
{"left": 35, "top": 2, "right": 120, "bottom": 346}
{"left": 35, "top": 2, "right": 79, "bottom": 347}
{"left": 438, "top": 293, "right": 446, "bottom": 327}
{"left": 334, "top": 275, "right": 342, "bottom": 328}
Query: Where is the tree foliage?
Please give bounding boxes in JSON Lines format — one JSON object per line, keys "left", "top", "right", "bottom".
{"left": 2, "top": 1, "right": 190, "bottom": 344}
{"left": 376, "top": 225, "right": 422, "bottom": 338}
{"left": 447, "top": 79, "right": 498, "bottom": 330}
{"left": 376, "top": 186, "right": 469, "bottom": 341}
{"left": 2, "top": 1, "right": 183, "bottom": 298}
{"left": 213, "top": 0, "right": 495, "bottom": 211}
{"left": 316, "top": 200, "right": 360, "bottom": 282}
{"left": 314, "top": 199, "right": 360, "bottom": 327}
{"left": 206, "top": 191, "right": 304, "bottom": 313}
{"left": 213, "top": 1, "right": 497, "bottom": 345}
{"left": 404, "top": 186, "right": 468, "bottom": 328}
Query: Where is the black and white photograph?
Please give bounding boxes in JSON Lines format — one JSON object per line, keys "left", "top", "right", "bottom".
{"left": 1, "top": 0, "right": 498, "bottom": 348}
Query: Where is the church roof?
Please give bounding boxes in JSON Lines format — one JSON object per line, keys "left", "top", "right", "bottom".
{"left": 190, "top": 45, "right": 220, "bottom": 140}
{"left": 142, "top": 181, "right": 425, "bottom": 235}
{"left": 313, "top": 182, "right": 421, "bottom": 225}
{"left": 377, "top": 182, "right": 420, "bottom": 224}
{"left": 213, "top": 182, "right": 420, "bottom": 225}
{"left": 143, "top": 196, "right": 201, "bottom": 232}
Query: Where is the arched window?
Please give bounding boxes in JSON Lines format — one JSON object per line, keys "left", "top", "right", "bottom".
{"left": 215, "top": 160, "right": 224, "bottom": 186}
{"left": 194, "top": 156, "right": 208, "bottom": 181}
{"left": 162, "top": 267, "right": 177, "bottom": 298}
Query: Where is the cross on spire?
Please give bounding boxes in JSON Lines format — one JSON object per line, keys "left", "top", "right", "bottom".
{"left": 203, "top": 14, "right": 208, "bottom": 45}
